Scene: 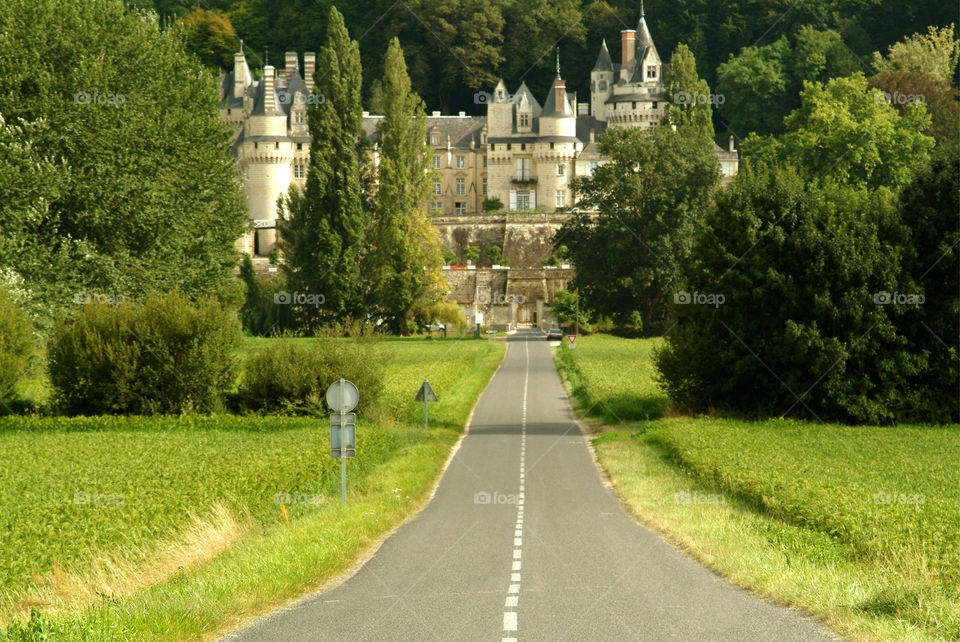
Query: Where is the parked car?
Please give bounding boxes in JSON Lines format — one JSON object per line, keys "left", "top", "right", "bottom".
{"left": 546, "top": 328, "right": 563, "bottom": 341}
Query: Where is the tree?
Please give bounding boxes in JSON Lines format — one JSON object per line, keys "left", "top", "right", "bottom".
{"left": 550, "top": 289, "right": 590, "bottom": 329}
{"left": 177, "top": 8, "right": 239, "bottom": 69}
{"left": 655, "top": 164, "right": 925, "bottom": 423}
{"left": 872, "top": 24, "right": 960, "bottom": 85}
{"left": 0, "top": 0, "right": 247, "bottom": 331}
{"left": 716, "top": 37, "right": 793, "bottom": 136}
{"left": 793, "top": 25, "right": 862, "bottom": 85}
{"left": 364, "top": 39, "right": 444, "bottom": 334}
{"left": 665, "top": 43, "right": 714, "bottom": 146}
{"left": 557, "top": 125, "right": 720, "bottom": 335}
{"left": 278, "top": 6, "right": 368, "bottom": 329}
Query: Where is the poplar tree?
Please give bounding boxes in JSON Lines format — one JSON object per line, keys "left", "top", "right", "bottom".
{"left": 278, "top": 6, "right": 367, "bottom": 328}
{"left": 665, "top": 43, "right": 715, "bottom": 147}
{"left": 365, "top": 38, "right": 443, "bottom": 334}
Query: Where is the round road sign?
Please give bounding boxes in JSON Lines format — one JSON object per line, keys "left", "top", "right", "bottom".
{"left": 326, "top": 378, "right": 359, "bottom": 413}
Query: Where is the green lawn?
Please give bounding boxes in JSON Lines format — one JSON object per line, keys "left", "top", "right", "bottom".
{"left": 554, "top": 334, "right": 960, "bottom": 642}
{"left": 0, "top": 336, "right": 503, "bottom": 640}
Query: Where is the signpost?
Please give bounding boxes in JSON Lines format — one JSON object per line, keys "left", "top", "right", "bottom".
{"left": 326, "top": 379, "right": 358, "bottom": 504}
{"left": 415, "top": 380, "right": 438, "bottom": 428}
{"left": 567, "top": 334, "right": 577, "bottom": 349}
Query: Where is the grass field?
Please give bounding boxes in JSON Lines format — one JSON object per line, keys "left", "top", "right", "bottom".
{"left": 0, "top": 336, "right": 503, "bottom": 640}
{"left": 554, "top": 334, "right": 960, "bottom": 642}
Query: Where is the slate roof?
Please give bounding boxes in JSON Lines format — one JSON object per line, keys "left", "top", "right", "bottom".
{"left": 592, "top": 39, "right": 614, "bottom": 72}
{"left": 362, "top": 115, "right": 486, "bottom": 149}
{"left": 541, "top": 81, "right": 575, "bottom": 117}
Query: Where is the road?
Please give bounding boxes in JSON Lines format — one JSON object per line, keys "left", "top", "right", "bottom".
{"left": 225, "top": 328, "right": 836, "bottom": 641}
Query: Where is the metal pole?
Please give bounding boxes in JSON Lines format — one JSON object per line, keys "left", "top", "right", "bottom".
{"left": 575, "top": 290, "right": 579, "bottom": 336}
{"left": 424, "top": 399, "right": 429, "bottom": 429}
{"left": 339, "top": 379, "right": 346, "bottom": 504}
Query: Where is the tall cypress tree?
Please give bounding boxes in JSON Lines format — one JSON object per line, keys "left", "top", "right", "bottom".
{"left": 365, "top": 38, "right": 443, "bottom": 334}
{"left": 278, "top": 6, "right": 367, "bottom": 328}
{"left": 665, "top": 43, "right": 715, "bottom": 147}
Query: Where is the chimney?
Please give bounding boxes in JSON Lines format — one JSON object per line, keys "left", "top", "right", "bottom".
{"left": 233, "top": 52, "right": 248, "bottom": 99}
{"left": 621, "top": 29, "right": 636, "bottom": 73}
{"left": 578, "top": 102, "right": 589, "bottom": 115}
{"left": 285, "top": 51, "right": 298, "bottom": 81}
{"left": 263, "top": 65, "right": 277, "bottom": 113}
{"left": 432, "top": 111, "right": 441, "bottom": 116}
{"left": 589, "top": 128, "right": 595, "bottom": 142}
{"left": 729, "top": 135, "right": 736, "bottom": 153}
{"left": 459, "top": 110, "right": 466, "bottom": 117}
{"left": 303, "top": 52, "right": 316, "bottom": 92}
{"left": 553, "top": 77, "right": 567, "bottom": 114}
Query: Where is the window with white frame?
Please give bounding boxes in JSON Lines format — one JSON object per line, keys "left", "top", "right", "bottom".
{"left": 557, "top": 164, "right": 564, "bottom": 176}
{"left": 456, "top": 178, "right": 465, "bottom": 195}
{"left": 433, "top": 181, "right": 442, "bottom": 195}
{"left": 516, "top": 190, "right": 530, "bottom": 210}
{"left": 647, "top": 65, "right": 657, "bottom": 79}
{"left": 556, "top": 190, "right": 565, "bottom": 208}
{"left": 431, "top": 201, "right": 442, "bottom": 212}
{"left": 516, "top": 158, "right": 530, "bottom": 181}
{"left": 456, "top": 155, "right": 465, "bottom": 168}
{"left": 431, "top": 134, "right": 439, "bottom": 145}
{"left": 294, "top": 164, "right": 304, "bottom": 178}
{"left": 482, "top": 178, "right": 487, "bottom": 195}
{"left": 586, "top": 161, "right": 599, "bottom": 176}
{"left": 455, "top": 202, "right": 467, "bottom": 215}
{"left": 432, "top": 155, "right": 440, "bottom": 169}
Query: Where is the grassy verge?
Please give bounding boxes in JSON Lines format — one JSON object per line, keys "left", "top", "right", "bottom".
{"left": 553, "top": 334, "right": 959, "bottom": 642}
{"left": 1, "top": 337, "right": 504, "bottom": 640}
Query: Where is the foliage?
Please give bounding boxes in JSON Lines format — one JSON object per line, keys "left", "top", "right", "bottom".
{"left": 441, "top": 249, "right": 456, "bottom": 264}
{"left": 655, "top": 162, "right": 949, "bottom": 423}
{"left": 559, "top": 124, "right": 719, "bottom": 335}
{"left": 176, "top": 8, "right": 238, "bottom": 69}
{"left": 716, "top": 36, "right": 793, "bottom": 136}
{"left": 665, "top": 43, "right": 714, "bottom": 145}
{"left": 364, "top": 38, "right": 444, "bottom": 334}
{"left": 237, "top": 255, "right": 295, "bottom": 336}
{"left": 427, "top": 301, "right": 467, "bottom": 329}
{"left": 0, "top": 0, "right": 247, "bottom": 330}
{"left": 48, "top": 292, "right": 242, "bottom": 415}
{"left": 0, "top": 288, "right": 35, "bottom": 407}
{"left": 462, "top": 245, "right": 480, "bottom": 263}
{"left": 792, "top": 25, "right": 861, "bottom": 84}
{"left": 549, "top": 289, "right": 590, "bottom": 330}
{"left": 237, "top": 336, "right": 384, "bottom": 416}
{"left": 483, "top": 197, "right": 503, "bottom": 212}
{"left": 485, "top": 245, "right": 502, "bottom": 265}
{"left": 278, "top": 7, "right": 368, "bottom": 331}
{"left": 872, "top": 24, "right": 960, "bottom": 85}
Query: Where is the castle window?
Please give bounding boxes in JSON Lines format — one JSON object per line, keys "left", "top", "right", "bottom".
{"left": 652, "top": 102, "right": 658, "bottom": 109}
{"left": 507, "top": 144, "right": 511, "bottom": 150}
{"left": 431, "top": 201, "right": 442, "bottom": 212}
{"left": 433, "top": 181, "right": 442, "bottom": 195}
{"left": 516, "top": 158, "right": 530, "bottom": 181}
{"left": 647, "top": 65, "right": 657, "bottom": 79}
{"left": 557, "top": 164, "right": 564, "bottom": 176}
{"left": 227, "top": 109, "right": 231, "bottom": 115}
{"left": 490, "top": 144, "right": 495, "bottom": 151}
{"left": 433, "top": 155, "right": 440, "bottom": 169}
{"left": 297, "top": 143, "right": 303, "bottom": 150}
{"left": 254, "top": 142, "right": 258, "bottom": 149}
{"left": 587, "top": 161, "right": 599, "bottom": 176}
{"left": 455, "top": 201, "right": 467, "bottom": 215}
{"left": 482, "top": 134, "right": 487, "bottom": 144}
{"left": 599, "top": 80, "right": 607, "bottom": 90}
{"left": 294, "top": 164, "right": 304, "bottom": 178}
{"left": 519, "top": 114, "right": 529, "bottom": 127}
{"left": 431, "top": 134, "right": 439, "bottom": 145}
{"left": 456, "top": 178, "right": 465, "bottom": 195}
{"left": 556, "top": 190, "right": 565, "bottom": 208}
{"left": 483, "top": 156, "right": 487, "bottom": 168}
{"left": 482, "top": 178, "right": 487, "bottom": 195}
{"left": 550, "top": 142, "right": 554, "bottom": 149}
{"left": 520, "top": 143, "right": 526, "bottom": 151}
{"left": 456, "top": 155, "right": 465, "bottom": 168}
{"left": 295, "top": 112, "right": 304, "bottom": 124}
{"left": 632, "top": 101, "right": 637, "bottom": 109}
{"left": 516, "top": 190, "right": 530, "bottom": 210}
{"left": 275, "top": 142, "right": 279, "bottom": 149}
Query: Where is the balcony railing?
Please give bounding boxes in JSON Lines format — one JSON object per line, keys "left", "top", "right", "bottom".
{"left": 511, "top": 175, "right": 537, "bottom": 184}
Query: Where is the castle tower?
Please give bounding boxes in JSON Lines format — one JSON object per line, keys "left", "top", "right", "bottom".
{"left": 590, "top": 39, "right": 614, "bottom": 121}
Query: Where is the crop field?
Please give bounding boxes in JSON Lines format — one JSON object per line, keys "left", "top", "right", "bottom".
{"left": 0, "top": 337, "right": 503, "bottom": 633}
{"left": 555, "top": 334, "right": 960, "bottom": 641}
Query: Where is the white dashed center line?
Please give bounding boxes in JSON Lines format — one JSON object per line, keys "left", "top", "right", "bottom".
{"left": 502, "top": 339, "right": 529, "bottom": 641}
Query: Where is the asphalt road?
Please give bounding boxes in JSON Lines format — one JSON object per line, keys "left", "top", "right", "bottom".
{"left": 224, "top": 328, "right": 836, "bottom": 641}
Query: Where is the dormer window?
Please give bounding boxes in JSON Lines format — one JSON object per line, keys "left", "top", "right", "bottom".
{"left": 295, "top": 112, "right": 304, "bottom": 125}
{"left": 431, "top": 133, "right": 440, "bottom": 145}
{"left": 647, "top": 65, "right": 657, "bottom": 79}
{"left": 519, "top": 114, "right": 529, "bottom": 127}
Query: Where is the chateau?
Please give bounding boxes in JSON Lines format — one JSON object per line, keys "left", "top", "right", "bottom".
{"left": 218, "top": 10, "right": 738, "bottom": 326}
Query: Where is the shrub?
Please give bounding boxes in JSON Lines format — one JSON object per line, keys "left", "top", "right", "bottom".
{"left": 483, "top": 197, "right": 503, "bottom": 212}
{"left": 238, "top": 254, "right": 297, "bottom": 336}
{"left": 48, "top": 292, "right": 242, "bottom": 415}
{"left": 0, "top": 287, "right": 35, "bottom": 405}
{"left": 428, "top": 302, "right": 466, "bottom": 330}
{"left": 238, "top": 336, "right": 385, "bottom": 417}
